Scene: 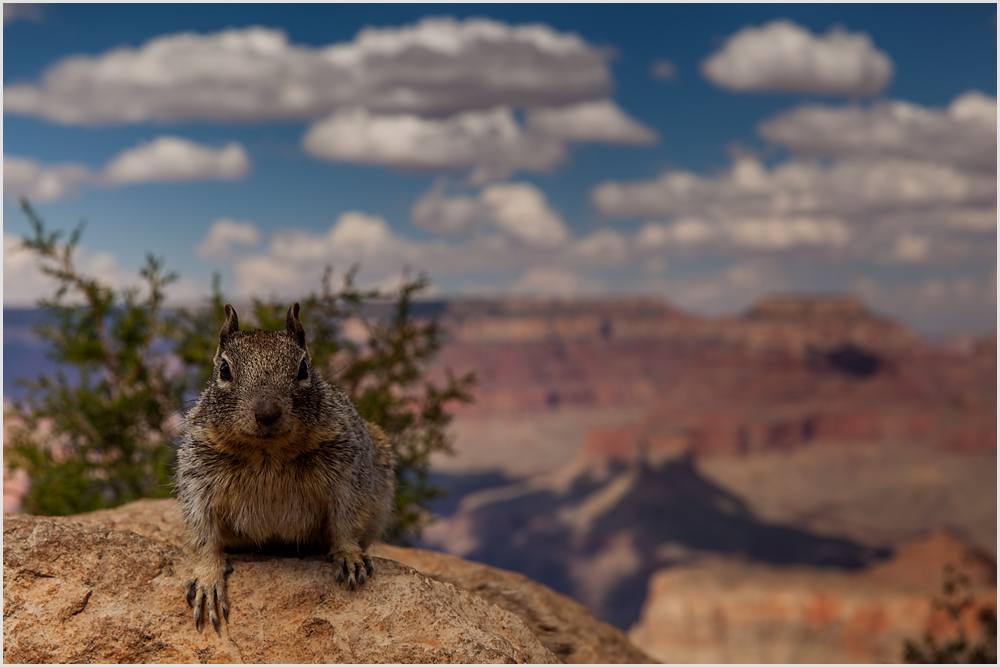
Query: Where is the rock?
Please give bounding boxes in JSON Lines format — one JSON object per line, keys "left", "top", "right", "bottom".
{"left": 421, "top": 453, "right": 888, "bottom": 631}
{"left": 3, "top": 504, "right": 554, "bottom": 663}
{"left": 3, "top": 499, "right": 649, "bottom": 663}
{"left": 429, "top": 295, "right": 922, "bottom": 415}
{"left": 628, "top": 531, "right": 997, "bottom": 663}
{"left": 372, "top": 543, "right": 656, "bottom": 663}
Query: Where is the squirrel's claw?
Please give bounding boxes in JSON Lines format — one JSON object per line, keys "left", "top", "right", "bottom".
{"left": 362, "top": 555, "right": 374, "bottom": 578}
{"left": 185, "top": 576, "right": 229, "bottom": 635}
{"left": 329, "top": 551, "right": 374, "bottom": 591}
{"left": 206, "top": 585, "right": 221, "bottom": 635}
{"left": 190, "top": 581, "right": 206, "bottom": 632}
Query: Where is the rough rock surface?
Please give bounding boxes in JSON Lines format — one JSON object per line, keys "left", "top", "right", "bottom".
{"left": 628, "top": 531, "right": 997, "bottom": 663}
{"left": 372, "top": 543, "right": 654, "bottom": 663}
{"left": 3, "top": 499, "right": 650, "bottom": 663}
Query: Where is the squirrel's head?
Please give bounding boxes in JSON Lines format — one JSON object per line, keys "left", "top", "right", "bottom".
{"left": 205, "top": 302, "right": 323, "bottom": 448}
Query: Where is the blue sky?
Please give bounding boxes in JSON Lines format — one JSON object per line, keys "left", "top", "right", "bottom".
{"left": 3, "top": 3, "right": 996, "bottom": 335}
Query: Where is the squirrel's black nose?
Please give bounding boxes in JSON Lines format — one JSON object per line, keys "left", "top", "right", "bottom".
{"left": 253, "top": 399, "right": 283, "bottom": 427}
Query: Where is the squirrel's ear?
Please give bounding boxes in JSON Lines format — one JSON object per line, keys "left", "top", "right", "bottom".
{"left": 220, "top": 303, "right": 240, "bottom": 343}
{"left": 285, "top": 302, "right": 306, "bottom": 348}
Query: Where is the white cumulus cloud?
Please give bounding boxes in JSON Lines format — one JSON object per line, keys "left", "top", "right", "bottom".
{"left": 702, "top": 20, "right": 893, "bottom": 96}
{"left": 759, "top": 91, "right": 997, "bottom": 172}
{"left": 4, "top": 18, "right": 611, "bottom": 124}
{"left": 3, "top": 231, "right": 201, "bottom": 307}
{"left": 636, "top": 260, "right": 793, "bottom": 317}
{"left": 594, "top": 154, "right": 995, "bottom": 261}
{"left": 594, "top": 156, "right": 995, "bottom": 221}
{"left": 564, "top": 228, "right": 631, "bottom": 266}
{"left": 526, "top": 99, "right": 658, "bottom": 145}
{"left": 634, "top": 216, "right": 850, "bottom": 252}
{"left": 410, "top": 186, "right": 482, "bottom": 236}
{"left": 232, "top": 211, "right": 477, "bottom": 298}
{"left": 5, "top": 137, "right": 251, "bottom": 202}
{"left": 410, "top": 182, "right": 570, "bottom": 246}
{"left": 479, "top": 183, "right": 570, "bottom": 247}
{"left": 103, "top": 137, "right": 250, "bottom": 184}
{"left": 3, "top": 156, "right": 94, "bottom": 202}
{"left": 304, "top": 100, "right": 658, "bottom": 182}
{"left": 303, "top": 107, "right": 565, "bottom": 183}
{"left": 325, "top": 211, "right": 397, "bottom": 254}
{"left": 228, "top": 218, "right": 626, "bottom": 299}
{"left": 3, "top": 232, "right": 60, "bottom": 306}
{"left": 220, "top": 185, "right": 653, "bottom": 301}
{"left": 196, "top": 219, "right": 262, "bottom": 259}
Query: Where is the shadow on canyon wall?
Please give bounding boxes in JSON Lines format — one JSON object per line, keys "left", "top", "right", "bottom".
{"left": 425, "top": 453, "right": 891, "bottom": 629}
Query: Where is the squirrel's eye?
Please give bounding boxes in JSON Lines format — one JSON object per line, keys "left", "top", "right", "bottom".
{"left": 219, "top": 359, "right": 233, "bottom": 382}
{"left": 297, "top": 359, "right": 309, "bottom": 381}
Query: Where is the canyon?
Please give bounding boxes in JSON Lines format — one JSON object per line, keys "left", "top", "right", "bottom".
{"left": 418, "top": 295, "right": 996, "bottom": 661}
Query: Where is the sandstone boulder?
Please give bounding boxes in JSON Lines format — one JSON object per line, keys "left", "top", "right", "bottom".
{"left": 3, "top": 499, "right": 652, "bottom": 663}
{"left": 372, "top": 543, "right": 654, "bottom": 663}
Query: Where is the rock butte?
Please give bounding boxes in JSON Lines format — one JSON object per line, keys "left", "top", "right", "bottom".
{"left": 630, "top": 530, "right": 997, "bottom": 663}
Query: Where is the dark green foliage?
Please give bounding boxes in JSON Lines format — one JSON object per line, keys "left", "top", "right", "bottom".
{"left": 903, "top": 561, "right": 997, "bottom": 664}
{"left": 6, "top": 201, "right": 182, "bottom": 514}
{"left": 6, "top": 201, "right": 475, "bottom": 542}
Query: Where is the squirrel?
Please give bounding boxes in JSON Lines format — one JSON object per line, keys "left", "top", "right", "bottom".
{"left": 175, "top": 302, "right": 396, "bottom": 633}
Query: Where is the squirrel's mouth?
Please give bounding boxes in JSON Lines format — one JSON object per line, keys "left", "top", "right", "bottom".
{"left": 244, "top": 424, "right": 293, "bottom": 441}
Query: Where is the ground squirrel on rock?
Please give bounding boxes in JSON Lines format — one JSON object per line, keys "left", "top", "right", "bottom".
{"left": 176, "top": 303, "right": 396, "bottom": 633}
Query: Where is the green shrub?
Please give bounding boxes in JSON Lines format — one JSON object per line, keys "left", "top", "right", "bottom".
{"left": 4, "top": 200, "right": 475, "bottom": 543}
{"left": 903, "top": 560, "right": 997, "bottom": 664}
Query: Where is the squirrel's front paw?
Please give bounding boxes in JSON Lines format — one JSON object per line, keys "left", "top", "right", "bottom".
{"left": 185, "top": 563, "right": 232, "bottom": 634}
{"left": 328, "top": 550, "right": 374, "bottom": 591}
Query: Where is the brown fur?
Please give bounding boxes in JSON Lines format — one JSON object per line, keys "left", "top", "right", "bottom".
{"left": 175, "top": 303, "right": 395, "bottom": 633}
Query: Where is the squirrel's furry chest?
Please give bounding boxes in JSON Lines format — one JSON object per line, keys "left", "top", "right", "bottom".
{"left": 204, "top": 450, "right": 340, "bottom": 550}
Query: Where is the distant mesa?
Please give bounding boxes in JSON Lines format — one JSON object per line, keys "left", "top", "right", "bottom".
{"left": 630, "top": 530, "right": 998, "bottom": 663}
{"left": 427, "top": 291, "right": 977, "bottom": 420}
{"left": 437, "top": 296, "right": 687, "bottom": 345}
{"left": 442, "top": 296, "right": 681, "bottom": 319}
{"left": 430, "top": 292, "right": 918, "bottom": 354}
{"left": 744, "top": 294, "right": 873, "bottom": 323}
